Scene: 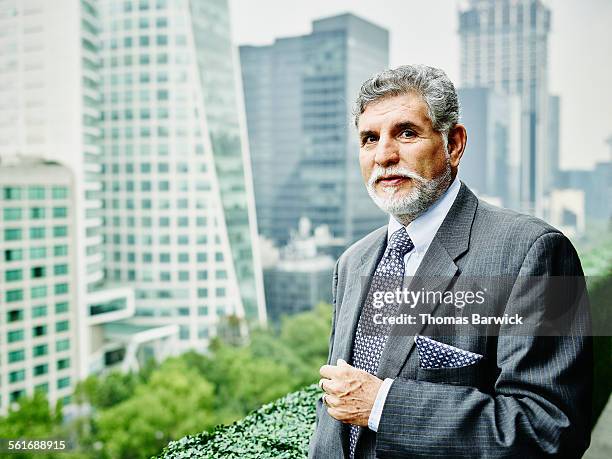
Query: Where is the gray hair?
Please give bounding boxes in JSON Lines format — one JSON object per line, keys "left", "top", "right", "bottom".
{"left": 353, "top": 64, "right": 460, "bottom": 143}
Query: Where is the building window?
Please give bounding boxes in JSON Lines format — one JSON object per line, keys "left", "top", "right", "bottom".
{"left": 4, "top": 228, "right": 22, "bottom": 241}
{"left": 10, "top": 390, "right": 26, "bottom": 402}
{"left": 55, "top": 302, "right": 69, "bottom": 314}
{"left": 56, "top": 320, "right": 69, "bottom": 332}
{"left": 30, "top": 227, "right": 46, "bottom": 239}
{"left": 32, "top": 305, "right": 47, "bottom": 318}
{"left": 3, "top": 208, "right": 22, "bottom": 220}
{"left": 34, "top": 364, "right": 48, "bottom": 376}
{"left": 33, "top": 344, "right": 48, "bottom": 357}
{"left": 8, "top": 349, "right": 25, "bottom": 363}
{"left": 52, "top": 187, "right": 68, "bottom": 199}
{"left": 6, "top": 289, "right": 23, "bottom": 302}
{"left": 28, "top": 186, "right": 45, "bottom": 199}
{"left": 57, "top": 377, "right": 71, "bottom": 389}
{"left": 31, "top": 266, "right": 46, "bottom": 278}
{"left": 54, "top": 264, "right": 68, "bottom": 275}
{"left": 31, "top": 286, "right": 47, "bottom": 299}
{"left": 54, "top": 245, "right": 68, "bottom": 256}
{"left": 4, "top": 187, "right": 22, "bottom": 200}
{"left": 9, "top": 369, "right": 26, "bottom": 383}
{"left": 5, "top": 249, "right": 23, "bottom": 261}
{"left": 56, "top": 339, "right": 70, "bottom": 352}
{"left": 5, "top": 269, "right": 23, "bottom": 282}
{"left": 7, "top": 309, "right": 24, "bottom": 322}
{"left": 53, "top": 207, "right": 68, "bottom": 218}
{"left": 33, "top": 325, "right": 47, "bottom": 337}
{"left": 30, "top": 207, "right": 45, "bottom": 219}
{"left": 57, "top": 358, "right": 70, "bottom": 370}
{"left": 53, "top": 226, "right": 68, "bottom": 237}
{"left": 31, "top": 247, "right": 47, "bottom": 259}
{"left": 35, "top": 383, "right": 49, "bottom": 393}
{"left": 8, "top": 329, "right": 24, "bottom": 343}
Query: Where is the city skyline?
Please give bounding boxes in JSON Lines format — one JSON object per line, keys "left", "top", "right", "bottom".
{"left": 230, "top": 0, "right": 612, "bottom": 170}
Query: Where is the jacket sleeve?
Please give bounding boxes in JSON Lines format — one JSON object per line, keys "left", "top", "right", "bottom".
{"left": 308, "top": 258, "right": 341, "bottom": 458}
{"left": 375, "top": 232, "right": 593, "bottom": 458}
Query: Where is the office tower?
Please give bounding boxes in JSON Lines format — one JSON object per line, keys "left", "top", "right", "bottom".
{"left": 547, "top": 95, "right": 560, "bottom": 189}
{"left": 98, "top": 0, "right": 265, "bottom": 352}
{"left": 0, "top": 159, "right": 78, "bottom": 413}
{"left": 0, "top": 0, "right": 140, "bottom": 384}
{"left": 459, "top": 0, "right": 552, "bottom": 214}
{"left": 262, "top": 219, "right": 335, "bottom": 325}
{"left": 240, "top": 14, "right": 388, "bottom": 247}
{"left": 458, "top": 87, "right": 521, "bottom": 208}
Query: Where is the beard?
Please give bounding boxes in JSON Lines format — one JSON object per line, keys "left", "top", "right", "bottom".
{"left": 366, "top": 157, "right": 452, "bottom": 225}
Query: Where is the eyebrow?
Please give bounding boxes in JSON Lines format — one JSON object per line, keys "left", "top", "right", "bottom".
{"left": 359, "top": 120, "right": 422, "bottom": 141}
{"left": 392, "top": 121, "right": 421, "bottom": 133}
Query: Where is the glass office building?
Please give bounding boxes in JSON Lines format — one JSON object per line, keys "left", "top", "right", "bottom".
{"left": 99, "top": 0, "right": 265, "bottom": 352}
{"left": 459, "top": 0, "right": 552, "bottom": 214}
{"left": 240, "top": 14, "right": 389, "bottom": 247}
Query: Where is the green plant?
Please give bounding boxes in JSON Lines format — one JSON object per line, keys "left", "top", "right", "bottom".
{"left": 154, "top": 384, "right": 321, "bottom": 459}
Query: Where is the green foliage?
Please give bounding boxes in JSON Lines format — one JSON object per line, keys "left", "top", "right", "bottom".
{"left": 578, "top": 234, "right": 612, "bottom": 427}
{"left": 94, "top": 358, "right": 216, "bottom": 459}
{"left": 155, "top": 384, "right": 321, "bottom": 459}
{"left": 0, "top": 303, "right": 334, "bottom": 458}
{"left": 74, "top": 370, "right": 141, "bottom": 409}
{"left": 0, "top": 392, "right": 87, "bottom": 458}
{"left": 0, "top": 391, "right": 60, "bottom": 439}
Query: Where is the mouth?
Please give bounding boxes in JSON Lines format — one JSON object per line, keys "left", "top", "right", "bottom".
{"left": 377, "top": 175, "right": 409, "bottom": 186}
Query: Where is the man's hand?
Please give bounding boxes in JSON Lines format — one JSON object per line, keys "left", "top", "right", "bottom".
{"left": 319, "top": 359, "right": 383, "bottom": 427}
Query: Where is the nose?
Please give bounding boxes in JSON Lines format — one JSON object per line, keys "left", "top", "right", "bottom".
{"left": 374, "top": 135, "right": 400, "bottom": 168}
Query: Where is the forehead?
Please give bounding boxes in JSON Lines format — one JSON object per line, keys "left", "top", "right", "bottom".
{"left": 358, "top": 92, "right": 431, "bottom": 131}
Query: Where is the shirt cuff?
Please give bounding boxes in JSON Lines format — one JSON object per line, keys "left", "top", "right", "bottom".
{"left": 367, "top": 378, "right": 394, "bottom": 432}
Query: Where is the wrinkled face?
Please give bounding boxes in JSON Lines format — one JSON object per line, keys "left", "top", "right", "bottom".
{"left": 358, "top": 92, "right": 453, "bottom": 222}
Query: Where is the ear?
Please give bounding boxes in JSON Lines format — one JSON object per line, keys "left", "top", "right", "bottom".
{"left": 447, "top": 124, "right": 467, "bottom": 169}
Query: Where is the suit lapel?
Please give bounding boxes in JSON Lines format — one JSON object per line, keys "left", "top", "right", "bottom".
{"left": 376, "top": 182, "right": 479, "bottom": 380}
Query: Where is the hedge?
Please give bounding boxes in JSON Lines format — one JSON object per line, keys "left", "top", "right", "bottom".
{"left": 154, "top": 384, "right": 320, "bottom": 458}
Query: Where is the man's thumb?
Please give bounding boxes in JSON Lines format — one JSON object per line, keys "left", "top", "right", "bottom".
{"left": 337, "top": 359, "right": 349, "bottom": 367}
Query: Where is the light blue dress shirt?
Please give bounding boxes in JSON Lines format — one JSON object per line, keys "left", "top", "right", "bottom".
{"left": 367, "top": 175, "right": 461, "bottom": 432}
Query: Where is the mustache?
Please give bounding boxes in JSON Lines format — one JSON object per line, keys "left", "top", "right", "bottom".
{"left": 367, "top": 166, "right": 427, "bottom": 188}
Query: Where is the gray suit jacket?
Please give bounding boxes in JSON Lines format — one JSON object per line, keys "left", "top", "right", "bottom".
{"left": 308, "top": 182, "right": 592, "bottom": 458}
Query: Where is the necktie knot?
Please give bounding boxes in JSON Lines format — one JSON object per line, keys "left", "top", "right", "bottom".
{"left": 387, "top": 227, "right": 414, "bottom": 257}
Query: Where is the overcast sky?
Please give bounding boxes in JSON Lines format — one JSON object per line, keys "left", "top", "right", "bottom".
{"left": 229, "top": 0, "right": 612, "bottom": 170}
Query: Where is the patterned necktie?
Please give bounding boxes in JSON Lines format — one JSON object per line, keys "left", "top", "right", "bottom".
{"left": 348, "top": 227, "right": 414, "bottom": 459}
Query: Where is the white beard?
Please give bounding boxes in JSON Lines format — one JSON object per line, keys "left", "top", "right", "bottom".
{"left": 366, "top": 158, "right": 452, "bottom": 225}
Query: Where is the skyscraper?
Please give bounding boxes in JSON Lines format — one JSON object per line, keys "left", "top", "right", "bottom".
{"left": 458, "top": 87, "right": 522, "bottom": 208}
{"left": 240, "top": 14, "right": 388, "bottom": 246}
{"left": 0, "top": 0, "right": 139, "bottom": 385}
{"left": 0, "top": 159, "right": 78, "bottom": 413}
{"left": 459, "top": 0, "right": 552, "bottom": 214}
{"left": 98, "top": 0, "right": 265, "bottom": 352}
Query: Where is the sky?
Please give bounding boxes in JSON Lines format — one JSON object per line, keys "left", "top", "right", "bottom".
{"left": 229, "top": 0, "right": 612, "bottom": 170}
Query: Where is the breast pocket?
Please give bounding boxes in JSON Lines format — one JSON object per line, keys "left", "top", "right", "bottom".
{"left": 414, "top": 335, "right": 485, "bottom": 387}
{"left": 416, "top": 361, "right": 484, "bottom": 387}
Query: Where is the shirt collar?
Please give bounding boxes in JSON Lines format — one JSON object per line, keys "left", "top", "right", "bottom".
{"left": 387, "top": 175, "right": 461, "bottom": 254}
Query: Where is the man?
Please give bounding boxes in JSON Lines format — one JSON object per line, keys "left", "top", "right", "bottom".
{"left": 308, "top": 65, "right": 592, "bottom": 458}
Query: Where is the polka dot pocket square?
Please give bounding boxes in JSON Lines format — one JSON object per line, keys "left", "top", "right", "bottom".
{"left": 414, "top": 335, "right": 483, "bottom": 369}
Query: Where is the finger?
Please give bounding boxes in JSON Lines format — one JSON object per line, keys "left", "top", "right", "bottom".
{"left": 324, "top": 394, "right": 341, "bottom": 407}
{"left": 319, "top": 364, "right": 343, "bottom": 378}
{"left": 337, "top": 359, "right": 351, "bottom": 367}
{"left": 320, "top": 378, "right": 342, "bottom": 396}
{"left": 326, "top": 406, "right": 348, "bottom": 422}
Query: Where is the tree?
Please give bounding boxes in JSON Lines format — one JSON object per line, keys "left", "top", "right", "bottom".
{"left": 94, "top": 358, "right": 215, "bottom": 459}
